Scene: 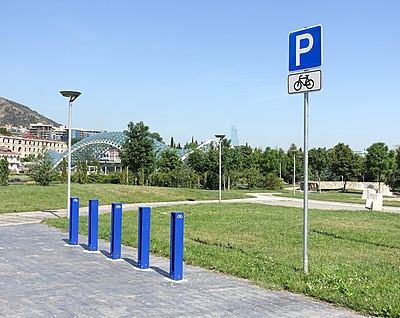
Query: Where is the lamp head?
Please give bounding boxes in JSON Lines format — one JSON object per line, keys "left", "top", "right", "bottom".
{"left": 60, "top": 90, "right": 81, "bottom": 102}
{"left": 214, "top": 134, "right": 226, "bottom": 140}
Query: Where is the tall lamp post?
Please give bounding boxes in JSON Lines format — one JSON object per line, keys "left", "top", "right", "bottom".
{"left": 215, "top": 134, "right": 225, "bottom": 203}
{"left": 60, "top": 91, "right": 81, "bottom": 218}
{"left": 291, "top": 149, "right": 298, "bottom": 196}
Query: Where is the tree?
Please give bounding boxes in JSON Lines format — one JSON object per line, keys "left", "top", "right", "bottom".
{"left": 329, "top": 143, "right": 360, "bottom": 191}
{"left": 365, "top": 142, "right": 393, "bottom": 189}
{"left": 187, "top": 149, "right": 207, "bottom": 175}
{"left": 221, "top": 139, "right": 240, "bottom": 190}
{"left": 186, "top": 143, "right": 219, "bottom": 189}
{"left": 61, "top": 158, "right": 67, "bottom": 183}
{"left": 184, "top": 137, "right": 199, "bottom": 150}
{"left": 309, "top": 147, "right": 328, "bottom": 192}
{"left": 388, "top": 146, "right": 400, "bottom": 190}
{"left": 241, "top": 167, "right": 264, "bottom": 189}
{"left": 0, "top": 157, "right": 9, "bottom": 186}
{"left": 264, "top": 173, "right": 285, "bottom": 189}
{"left": 30, "top": 152, "right": 57, "bottom": 186}
{"left": 286, "top": 144, "right": 303, "bottom": 184}
{"left": 158, "top": 149, "right": 182, "bottom": 172}
{"left": 81, "top": 160, "right": 88, "bottom": 184}
{"left": 260, "top": 147, "right": 280, "bottom": 176}
{"left": 149, "top": 132, "right": 163, "bottom": 143}
{"left": 21, "top": 154, "right": 36, "bottom": 162}
{"left": 203, "top": 144, "right": 219, "bottom": 189}
{"left": 75, "top": 160, "right": 82, "bottom": 183}
{"left": 251, "top": 148, "right": 263, "bottom": 171}
{"left": 237, "top": 144, "right": 254, "bottom": 170}
{"left": 119, "top": 166, "right": 130, "bottom": 185}
{"left": 120, "top": 121, "right": 156, "bottom": 185}
{"left": 278, "top": 148, "right": 290, "bottom": 183}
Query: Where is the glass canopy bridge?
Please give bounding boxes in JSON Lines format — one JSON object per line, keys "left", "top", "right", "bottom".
{"left": 46, "top": 131, "right": 218, "bottom": 169}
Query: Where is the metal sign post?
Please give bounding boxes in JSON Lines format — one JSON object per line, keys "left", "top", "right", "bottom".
{"left": 288, "top": 25, "right": 323, "bottom": 274}
{"left": 303, "top": 93, "right": 309, "bottom": 273}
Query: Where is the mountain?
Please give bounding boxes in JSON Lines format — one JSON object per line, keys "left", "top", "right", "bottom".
{"left": 0, "top": 97, "right": 61, "bottom": 128}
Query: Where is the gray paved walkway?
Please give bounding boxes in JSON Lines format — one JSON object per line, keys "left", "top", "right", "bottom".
{"left": 0, "top": 223, "right": 364, "bottom": 317}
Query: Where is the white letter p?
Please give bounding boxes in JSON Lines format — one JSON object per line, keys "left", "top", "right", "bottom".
{"left": 296, "top": 33, "right": 313, "bottom": 66}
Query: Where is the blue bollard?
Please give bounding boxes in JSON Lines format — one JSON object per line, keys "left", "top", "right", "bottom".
{"left": 110, "top": 203, "right": 122, "bottom": 260}
{"left": 170, "top": 212, "right": 184, "bottom": 281}
{"left": 138, "top": 206, "right": 151, "bottom": 269}
{"left": 69, "top": 197, "right": 80, "bottom": 245}
{"left": 88, "top": 199, "right": 99, "bottom": 252}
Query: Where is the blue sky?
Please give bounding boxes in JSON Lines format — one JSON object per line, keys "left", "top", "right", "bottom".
{"left": 1, "top": 1, "right": 399, "bottom": 151}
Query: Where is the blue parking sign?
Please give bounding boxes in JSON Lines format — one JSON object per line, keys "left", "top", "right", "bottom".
{"left": 289, "top": 25, "right": 322, "bottom": 72}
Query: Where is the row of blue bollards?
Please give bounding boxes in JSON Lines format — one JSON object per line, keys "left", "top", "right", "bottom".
{"left": 68, "top": 197, "right": 185, "bottom": 281}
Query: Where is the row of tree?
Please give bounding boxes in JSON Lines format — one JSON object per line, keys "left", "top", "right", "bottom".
{"left": 1, "top": 120, "right": 398, "bottom": 191}
{"left": 118, "top": 121, "right": 400, "bottom": 191}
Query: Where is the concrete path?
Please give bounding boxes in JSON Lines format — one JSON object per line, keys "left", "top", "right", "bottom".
{"left": 2, "top": 193, "right": 399, "bottom": 227}
{"left": 0, "top": 223, "right": 364, "bottom": 317}
{"left": 252, "top": 193, "right": 400, "bottom": 213}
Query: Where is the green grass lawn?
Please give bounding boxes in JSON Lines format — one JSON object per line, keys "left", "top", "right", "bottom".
{"left": 46, "top": 203, "right": 400, "bottom": 317}
{"left": 0, "top": 183, "right": 252, "bottom": 213}
{"left": 276, "top": 189, "right": 400, "bottom": 207}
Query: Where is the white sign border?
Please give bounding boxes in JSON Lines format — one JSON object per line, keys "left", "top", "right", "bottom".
{"left": 287, "top": 69, "right": 322, "bottom": 95}
{"left": 288, "top": 24, "right": 324, "bottom": 72}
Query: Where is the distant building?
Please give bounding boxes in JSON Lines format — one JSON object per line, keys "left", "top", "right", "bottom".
{"left": 29, "top": 123, "right": 54, "bottom": 139}
{"left": 0, "top": 124, "right": 28, "bottom": 135}
{"left": 98, "top": 147, "right": 121, "bottom": 163}
{"left": 230, "top": 125, "right": 239, "bottom": 146}
{"left": 71, "top": 128, "right": 105, "bottom": 140}
{"left": 52, "top": 126, "right": 68, "bottom": 141}
{"left": 0, "top": 146, "right": 21, "bottom": 173}
{"left": 29, "top": 124, "right": 104, "bottom": 141}
{"left": 0, "top": 134, "right": 67, "bottom": 159}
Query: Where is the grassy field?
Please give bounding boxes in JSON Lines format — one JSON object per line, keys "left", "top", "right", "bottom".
{"left": 276, "top": 189, "right": 400, "bottom": 207}
{"left": 0, "top": 183, "right": 253, "bottom": 213}
{"left": 2, "top": 183, "right": 399, "bottom": 213}
{"left": 46, "top": 203, "right": 400, "bottom": 317}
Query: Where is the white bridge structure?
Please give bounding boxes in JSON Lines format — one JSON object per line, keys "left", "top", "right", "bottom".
{"left": 46, "top": 132, "right": 222, "bottom": 169}
{"left": 179, "top": 138, "right": 220, "bottom": 161}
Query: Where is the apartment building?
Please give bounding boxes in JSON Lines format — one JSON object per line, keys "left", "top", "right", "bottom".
{"left": 0, "top": 134, "right": 67, "bottom": 159}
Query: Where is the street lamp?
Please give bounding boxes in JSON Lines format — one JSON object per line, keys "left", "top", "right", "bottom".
{"left": 279, "top": 159, "right": 282, "bottom": 179}
{"left": 215, "top": 134, "right": 225, "bottom": 203}
{"left": 291, "top": 149, "right": 298, "bottom": 196}
{"left": 60, "top": 90, "right": 81, "bottom": 218}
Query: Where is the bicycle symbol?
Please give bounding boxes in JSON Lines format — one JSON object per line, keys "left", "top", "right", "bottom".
{"left": 294, "top": 74, "right": 314, "bottom": 91}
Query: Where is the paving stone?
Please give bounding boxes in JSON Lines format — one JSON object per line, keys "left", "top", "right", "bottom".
{"left": 0, "top": 223, "right": 365, "bottom": 317}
